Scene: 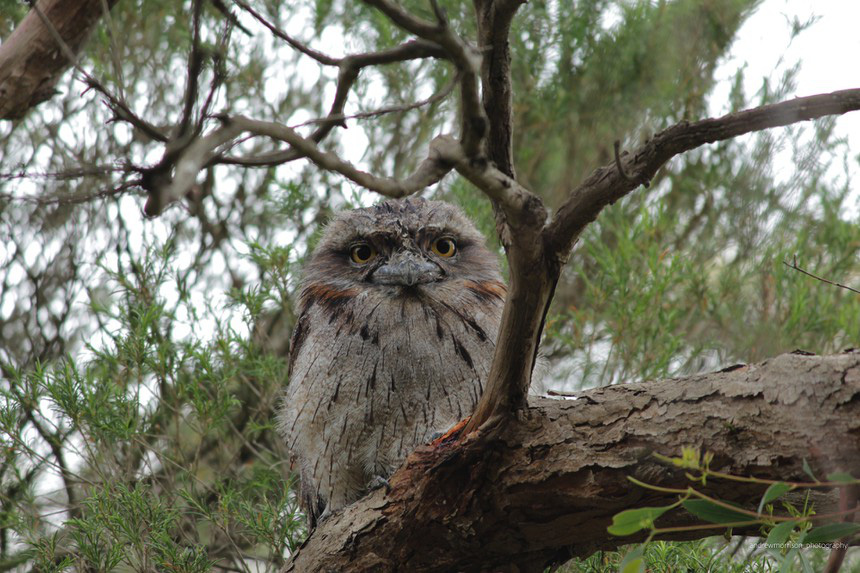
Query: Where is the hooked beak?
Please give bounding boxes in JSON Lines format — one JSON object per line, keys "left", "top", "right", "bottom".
{"left": 370, "top": 252, "right": 442, "bottom": 286}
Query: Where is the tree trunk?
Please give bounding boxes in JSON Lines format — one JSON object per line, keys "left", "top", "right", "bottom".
{"left": 285, "top": 350, "right": 860, "bottom": 572}
{"left": 0, "top": 0, "right": 117, "bottom": 120}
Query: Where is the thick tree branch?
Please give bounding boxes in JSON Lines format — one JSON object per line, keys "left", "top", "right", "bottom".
{"left": 473, "top": 0, "right": 524, "bottom": 179}
{"left": 0, "top": 0, "right": 119, "bottom": 120}
{"left": 15, "top": 0, "right": 167, "bottom": 141}
{"left": 462, "top": 0, "right": 560, "bottom": 437}
{"left": 430, "top": 134, "right": 552, "bottom": 434}
{"left": 545, "top": 88, "right": 860, "bottom": 257}
{"left": 286, "top": 351, "right": 860, "bottom": 572}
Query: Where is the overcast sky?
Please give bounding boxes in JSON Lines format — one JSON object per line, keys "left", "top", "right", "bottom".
{"left": 726, "top": 0, "right": 860, "bottom": 98}
{"left": 713, "top": 0, "right": 860, "bottom": 190}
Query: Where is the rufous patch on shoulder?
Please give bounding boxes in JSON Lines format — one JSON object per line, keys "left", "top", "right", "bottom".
{"left": 304, "top": 283, "right": 359, "bottom": 304}
{"left": 464, "top": 280, "right": 507, "bottom": 302}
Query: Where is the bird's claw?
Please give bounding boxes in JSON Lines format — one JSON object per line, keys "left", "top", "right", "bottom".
{"left": 367, "top": 475, "right": 391, "bottom": 493}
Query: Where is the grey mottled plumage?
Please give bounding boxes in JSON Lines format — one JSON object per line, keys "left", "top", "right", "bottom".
{"left": 278, "top": 198, "right": 505, "bottom": 527}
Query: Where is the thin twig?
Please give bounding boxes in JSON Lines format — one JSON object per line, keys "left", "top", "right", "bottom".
{"left": 198, "top": 21, "right": 232, "bottom": 133}
{"left": 0, "top": 180, "right": 137, "bottom": 206}
{"left": 98, "top": 0, "right": 125, "bottom": 101}
{"left": 0, "top": 166, "right": 124, "bottom": 180}
{"left": 363, "top": 0, "right": 486, "bottom": 157}
{"left": 783, "top": 255, "right": 860, "bottom": 295}
{"left": 210, "top": 0, "right": 251, "bottom": 35}
{"left": 231, "top": 0, "right": 340, "bottom": 65}
{"left": 214, "top": 39, "right": 446, "bottom": 167}
{"left": 823, "top": 485, "right": 858, "bottom": 573}
{"left": 290, "top": 73, "right": 458, "bottom": 129}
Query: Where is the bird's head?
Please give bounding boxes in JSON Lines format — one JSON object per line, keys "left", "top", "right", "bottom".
{"left": 299, "top": 198, "right": 504, "bottom": 304}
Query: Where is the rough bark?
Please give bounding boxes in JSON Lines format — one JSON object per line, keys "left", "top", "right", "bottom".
{"left": 0, "top": 0, "right": 117, "bottom": 120}
{"left": 474, "top": 0, "right": 522, "bottom": 179}
{"left": 285, "top": 350, "right": 860, "bottom": 572}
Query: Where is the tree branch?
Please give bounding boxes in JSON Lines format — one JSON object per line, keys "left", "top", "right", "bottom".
{"left": 433, "top": 136, "right": 540, "bottom": 225}
{"left": 290, "top": 73, "right": 458, "bottom": 129}
{"left": 363, "top": 0, "right": 487, "bottom": 157}
{"left": 231, "top": 0, "right": 341, "bottom": 66}
{"left": 175, "top": 0, "right": 205, "bottom": 141}
{"left": 143, "top": 117, "right": 457, "bottom": 214}
{"left": 141, "top": 119, "right": 244, "bottom": 216}
{"left": 472, "top": 0, "right": 526, "bottom": 253}
{"left": 473, "top": 0, "right": 524, "bottom": 179}
{"left": 0, "top": 0, "right": 119, "bottom": 120}
{"left": 216, "top": 39, "right": 446, "bottom": 167}
{"left": 286, "top": 350, "right": 860, "bottom": 572}
{"left": 545, "top": 88, "right": 860, "bottom": 257}
{"left": 20, "top": 0, "right": 167, "bottom": 142}
{"left": 228, "top": 117, "right": 454, "bottom": 197}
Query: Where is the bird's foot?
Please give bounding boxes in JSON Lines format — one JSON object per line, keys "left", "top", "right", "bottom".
{"left": 316, "top": 505, "right": 332, "bottom": 526}
{"left": 367, "top": 475, "right": 391, "bottom": 493}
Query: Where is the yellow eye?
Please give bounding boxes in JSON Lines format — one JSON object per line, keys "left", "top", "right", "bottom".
{"left": 350, "top": 243, "right": 376, "bottom": 264}
{"left": 431, "top": 237, "right": 457, "bottom": 258}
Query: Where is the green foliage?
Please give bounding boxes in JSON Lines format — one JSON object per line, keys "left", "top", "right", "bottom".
{"left": 0, "top": 238, "right": 302, "bottom": 570}
{"left": 0, "top": 0, "right": 26, "bottom": 34}
{"left": 67, "top": 482, "right": 212, "bottom": 573}
{"left": 563, "top": 538, "right": 801, "bottom": 573}
{"left": 759, "top": 482, "right": 792, "bottom": 514}
{"left": 606, "top": 450, "right": 860, "bottom": 573}
{"left": 608, "top": 506, "right": 674, "bottom": 537}
{"left": 681, "top": 499, "right": 751, "bottom": 524}
{"left": 564, "top": 538, "right": 860, "bottom": 573}
{"left": 512, "top": 0, "right": 761, "bottom": 205}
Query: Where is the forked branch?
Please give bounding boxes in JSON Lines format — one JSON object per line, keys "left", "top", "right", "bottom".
{"left": 214, "top": 36, "right": 447, "bottom": 167}
{"left": 363, "top": 0, "right": 487, "bottom": 156}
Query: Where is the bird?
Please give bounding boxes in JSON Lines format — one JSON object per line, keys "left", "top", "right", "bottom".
{"left": 278, "top": 198, "right": 506, "bottom": 528}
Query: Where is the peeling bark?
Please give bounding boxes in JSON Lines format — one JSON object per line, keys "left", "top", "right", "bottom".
{"left": 0, "top": 0, "right": 117, "bottom": 120}
{"left": 285, "top": 350, "right": 860, "bottom": 572}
